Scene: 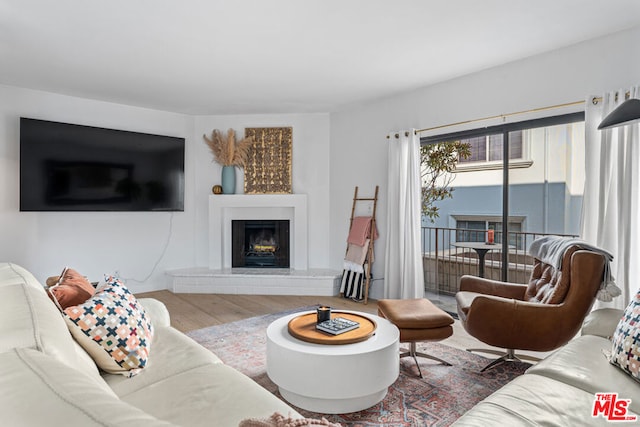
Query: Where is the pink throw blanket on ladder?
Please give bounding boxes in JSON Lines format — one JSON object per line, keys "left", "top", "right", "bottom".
{"left": 347, "top": 216, "right": 378, "bottom": 246}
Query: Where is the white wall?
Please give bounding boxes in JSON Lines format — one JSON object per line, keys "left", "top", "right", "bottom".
{"left": 329, "top": 26, "right": 640, "bottom": 300}
{"left": 192, "top": 114, "right": 331, "bottom": 268}
{"left": 0, "top": 85, "right": 196, "bottom": 291}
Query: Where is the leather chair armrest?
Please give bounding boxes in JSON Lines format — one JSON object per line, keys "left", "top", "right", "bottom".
{"left": 459, "top": 275, "right": 527, "bottom": 300}
{"left": 465, "top": 296, "right": 577, "bottom": 351}
{"left": 582, "top": 308, "right": 624, "bottom": 339}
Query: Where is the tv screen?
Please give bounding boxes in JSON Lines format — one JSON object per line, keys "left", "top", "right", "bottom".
{"left": 20, "top": 118, "right": 185, "bottom": 212}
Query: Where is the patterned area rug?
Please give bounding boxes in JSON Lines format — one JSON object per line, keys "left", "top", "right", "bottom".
{"left": 186, "top": 308, "right": 529, "bottom": 427}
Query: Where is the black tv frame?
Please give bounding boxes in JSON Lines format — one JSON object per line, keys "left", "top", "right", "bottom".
{"left": 19, "top": 118, "right": 186, "bottom": 212}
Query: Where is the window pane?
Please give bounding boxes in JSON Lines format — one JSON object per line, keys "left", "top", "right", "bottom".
{"left": 488, "top": 131, "right": 523, "bottom": 161}
{"left": 490, "top": 221, "right": 523, "bottom": 249}
{"left": 509, "top": 130, "right": 523, "bottom": 159}
{"left": 456, "top": 220, "right": 485, "bottom": 242}
{"left": 459, "top": 136, "right": 486, "bottom": 163}
{"left": 508, "top": 122, "right": 585, "bottom": 254}
{"left": 488, "top": 134, "right": 503, "bottom": 161}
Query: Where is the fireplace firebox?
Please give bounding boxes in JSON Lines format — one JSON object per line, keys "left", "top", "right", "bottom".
{"left": 232, "top": 220, "right": 290, "bottom": 268}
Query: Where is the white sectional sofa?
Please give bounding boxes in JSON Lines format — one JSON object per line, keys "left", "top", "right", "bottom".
{"left": 7, "top": 259, "right": 638, "bottom": 427}
{"left": 0, "top": 263, "right": 298, "bottom": 427}
{"left": 453, "top": 308, "right": 640, "bottom": 426}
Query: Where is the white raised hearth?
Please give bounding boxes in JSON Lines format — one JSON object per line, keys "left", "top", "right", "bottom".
{"left": 166, "top": 194, "right": 340, "bottom": 296}
{"left": 166, "top": 267, "right": 341, "bottom": 295}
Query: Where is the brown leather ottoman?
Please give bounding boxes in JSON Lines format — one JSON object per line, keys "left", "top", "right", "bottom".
{"left": 378, "top": 298, "right": 454, "bottom": 377}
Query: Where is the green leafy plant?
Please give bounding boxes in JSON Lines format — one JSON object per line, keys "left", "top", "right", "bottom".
{"left": 421, "top": 141, "right": 471, "bottom": 222}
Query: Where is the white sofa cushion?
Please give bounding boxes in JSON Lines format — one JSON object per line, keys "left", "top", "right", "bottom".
{"left": 582, "top": 308, "right": 623, "bottom": 339}
{"left": 104, "top": 324, "right": 298, "bottom": 427}
{"left": 103, "top": 326, "right": 223, "bottom": 395}
{"left": 0, "top": 263, "right": 102, "bottom": 382}
{"left": 139, "top": 297, "right": 172, "bottom": 328}
{"left": 1, "top": 348, "right": 175, "bottom": 426}
{"left": 526, "top": 335, "right": 640, "bottom": 414}
{"left": 121, "top": 363, "right": 299, "bottom": 427}
{"left": 452, "top": 373, "right": 638, "bottom": 426}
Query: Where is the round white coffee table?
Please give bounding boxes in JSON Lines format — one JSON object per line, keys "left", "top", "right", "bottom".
{"left": 266, "top": 310, "right": 399, "bottom": 414}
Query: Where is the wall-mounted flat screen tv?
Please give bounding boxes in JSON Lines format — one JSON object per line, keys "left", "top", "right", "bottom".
{"left": 20, "top": 118, "right": 185, "bottom": 212}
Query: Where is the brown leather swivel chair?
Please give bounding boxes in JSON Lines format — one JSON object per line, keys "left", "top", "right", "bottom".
{"left": 456, "top": 245, "right": 605, "bottom": 371}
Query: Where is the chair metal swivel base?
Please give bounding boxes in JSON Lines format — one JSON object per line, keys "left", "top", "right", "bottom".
{"left": 401, "top": 342, "right": 452, "bottom": 378}
{"left": 466, "top": 348, "right": 540, "bottom": 372}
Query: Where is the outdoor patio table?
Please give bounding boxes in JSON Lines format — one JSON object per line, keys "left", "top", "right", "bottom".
{"left": 452, "top": 242, "right": 513, "bottom": 278}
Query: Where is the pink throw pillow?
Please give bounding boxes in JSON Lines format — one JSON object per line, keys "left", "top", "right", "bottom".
{"left": 47, "top": 267, "right": 95, "bottom": 310}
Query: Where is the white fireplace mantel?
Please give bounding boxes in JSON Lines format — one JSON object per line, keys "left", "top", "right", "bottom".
{"left": 169, "top": 195, "right": 338, "bottom": 295}
{"left": 209, "top": 194, "right": 308, "bottom": 270}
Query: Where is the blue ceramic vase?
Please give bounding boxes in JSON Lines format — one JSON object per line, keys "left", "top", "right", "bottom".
{"left": 221, "top": 165, "right": 236, "bottom": 194}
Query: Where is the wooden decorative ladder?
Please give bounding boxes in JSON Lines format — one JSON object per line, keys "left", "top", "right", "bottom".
{"left": 345, "top": 185, "right": 379, "bottom": 304}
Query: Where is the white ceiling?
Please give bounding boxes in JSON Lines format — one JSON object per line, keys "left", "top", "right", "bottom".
{"left": 2, "top": 1, "right": 640, "bottom": 115}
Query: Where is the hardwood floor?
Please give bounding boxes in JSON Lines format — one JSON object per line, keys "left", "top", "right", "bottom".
{"left": 136, "top": 290, "right": 378, "bottom": 333}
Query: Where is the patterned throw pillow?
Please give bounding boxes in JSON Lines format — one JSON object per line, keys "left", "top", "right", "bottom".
{"left": 610, "top": 289, "right": 640, "bottom": 381}
{"left": 63, "top": 276, "right": 153, "bottom": 377}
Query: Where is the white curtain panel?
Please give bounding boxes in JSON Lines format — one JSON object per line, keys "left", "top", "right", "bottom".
{"left": 384, "top": 130, "right": 424, "bottom": 299}
{"left": 582, "top": 86, "right": 640, "bottom": 310}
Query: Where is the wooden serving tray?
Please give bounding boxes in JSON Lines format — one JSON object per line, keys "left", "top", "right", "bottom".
{"left": 287, "top": 312, "right": 377, "bottom": 345}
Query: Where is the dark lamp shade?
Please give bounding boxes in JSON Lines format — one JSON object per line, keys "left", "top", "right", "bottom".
{"left": 598, "top": 98, "right": 640, "bottom": 130}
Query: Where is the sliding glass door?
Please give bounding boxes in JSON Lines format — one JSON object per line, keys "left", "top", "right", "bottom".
{"left": 420, "top": 112, "right": 585, "bottom": 301}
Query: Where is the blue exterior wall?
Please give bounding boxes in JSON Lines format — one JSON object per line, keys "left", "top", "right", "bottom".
{"left": 422, "top": 182, "right": 582, "bottom": 251}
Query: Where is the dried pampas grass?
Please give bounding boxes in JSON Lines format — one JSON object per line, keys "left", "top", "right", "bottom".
{"left": 203, "top": 128, "right": 254, "bottom": 167}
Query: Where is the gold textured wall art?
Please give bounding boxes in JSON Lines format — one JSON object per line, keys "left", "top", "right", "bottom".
{"left": 243, "top": 127, "right": 292, "bottom": 194}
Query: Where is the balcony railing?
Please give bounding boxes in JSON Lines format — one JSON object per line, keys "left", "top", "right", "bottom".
{"left": 421, "top": 227, "right": 578, "bottom": 296}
